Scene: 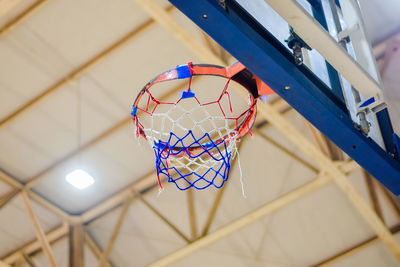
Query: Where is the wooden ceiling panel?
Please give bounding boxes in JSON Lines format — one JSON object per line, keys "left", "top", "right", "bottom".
{"left": 23, "top": 0, "right": 151, "bottom": 68}
{"left": 0, "top": 35, "right": 56, "bottom": 119}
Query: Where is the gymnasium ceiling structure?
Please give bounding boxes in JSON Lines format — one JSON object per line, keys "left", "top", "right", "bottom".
{"left": 0, "top": 0, "right": 400, "bottom": 266}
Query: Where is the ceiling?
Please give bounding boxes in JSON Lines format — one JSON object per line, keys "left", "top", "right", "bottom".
{"left": 359, "top": 0, "right": 400, "bottom": 45}
{"left": 0, "top": 0, "right": 399, "bottom": 266}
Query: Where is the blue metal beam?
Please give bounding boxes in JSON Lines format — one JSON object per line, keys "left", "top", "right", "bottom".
{"left": 169, "top": 0, "right": 400, "bottom": 194}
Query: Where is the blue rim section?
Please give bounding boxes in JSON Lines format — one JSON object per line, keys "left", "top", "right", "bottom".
{"left": 131, "top": 106, "right": 137, "bottom": 116}
{"left": 177, "top": 64, "right": 192, "bottom": 79}
{"left": 169, "top": 0, "right": 400, "bottom": 194}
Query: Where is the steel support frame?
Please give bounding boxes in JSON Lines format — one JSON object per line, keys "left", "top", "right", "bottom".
{"left": 169, "top": 0, "right": 400, "bottom": 195}
{"left": 147, "top": 169, "right": 357, "bottom": 267}
{"left": 0, "top": 100, "right": 312, "bottom": 265}
{"left": 335, "top": 0, "right": 397, "bottom": 156}
{"left": 140, "top": 0, "right": 400, "bottom": 263}
{"left": 0, "top": 0, "right": 398, "bottom": 265}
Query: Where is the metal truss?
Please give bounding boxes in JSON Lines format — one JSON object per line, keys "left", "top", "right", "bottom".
{"left": 0, "top": 0, "right": 399, "bottom": 266}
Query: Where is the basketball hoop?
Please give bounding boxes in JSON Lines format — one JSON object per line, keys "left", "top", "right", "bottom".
{"left": 131, "top": 62, "right": 274, "bottom": 190}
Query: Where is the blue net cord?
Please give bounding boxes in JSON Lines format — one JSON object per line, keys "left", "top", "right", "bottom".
{"left": 153, "top": 130, "right": 235, "bottom": 190}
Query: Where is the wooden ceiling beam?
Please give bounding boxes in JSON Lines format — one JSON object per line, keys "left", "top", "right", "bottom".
{"left": 200, "top": 178, "right": 228, "bottom": 237}
{"left": 135, "top": 191, "right": 191, "bottom": 243}
{"left": 133, "top": 0, "right": 400, "bottom": 261}
{"left": 20, "top": 190, "right": 58, "bottom": 267}
{"left": 187, "top": 186, "right": 197, "bottom": 240}
{"left": 200, "top": 140, "right": 244, "bottom": 237}
{"left": 28, "top": 191, "right": 70, "bottom": 221}
{"left": 305, "top": 122, "right": 344, "bottom": 161}
{"left": 0, "top": 0, "right": 23, "bottom": 20}
{"left": 312, "top": 223, "right": 400, "bottom": 267}
{"left": 85, "top": 233, "right": 112, "bottom": 267}
{"left": 81, "top": 172, "right": 154, "bottom": 224}
{"left": 2, "top": 224, "right": 68, "bottom": 264}
{"left": 0, "top": 0, "right": 50, "bottom": 38}
{"left": 68, "top": 222, "right": 84, "bottom": 267}
{"left": 0, "top": 169, "right": 23, "bottom": 189}
{"left": 255, "top": 129, "right": 319, "bottom": 174}
{"left": 0, "top": 189, "right": 19, "bottom": 209}
{"left": 99, "top": 197, "right": 133, "bottom": 267}
{"left": 21, "top": 253, "right": 37, "bottom": 267}
{"left": 305, "top": 124, "right": 400, "bottom": 260}
{"left": 376, "top": 182, "right": 400, "bottom": 222}
{"left": 363, "top": 170, "right": 384, "bottom": 221}
{"left": 199, "top": 30, "right": 231, "bottom": 65}
{"left": 133, "top": 0, "right": 223, "bottom": 65}
{"left": 0, "top": 170, "right": 69, "bottom": 220}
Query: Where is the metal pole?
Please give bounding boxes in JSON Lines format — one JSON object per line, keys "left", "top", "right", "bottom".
{"left": 328, "top": 0, "right": 370, "bottom": 135}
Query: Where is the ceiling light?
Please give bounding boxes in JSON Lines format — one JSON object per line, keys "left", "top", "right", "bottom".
{"left": 66, "top": 169, "right": 94, "bottom": 189}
